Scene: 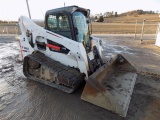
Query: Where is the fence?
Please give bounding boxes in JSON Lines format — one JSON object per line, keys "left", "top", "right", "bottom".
{"left": 92, "top": 23, "right": 158, "bottom": 34}
{"left": 0, "top": 25, "right": 19, "bottom": 36}
{"left": 0, "top": 22, "right": 158, "bottom": 36}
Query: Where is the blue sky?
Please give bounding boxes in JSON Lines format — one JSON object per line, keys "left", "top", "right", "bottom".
{"left": 0, "top": 0, "right": 160, "bottom": 20}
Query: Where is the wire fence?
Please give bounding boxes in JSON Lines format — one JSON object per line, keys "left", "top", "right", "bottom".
{"left": 92, "top": 23, "right": 158, "bottom": 34}
{"left": 0, "top": 22, "right": 158, "bottom": 37}
{"left": 0, "top": 25, "right": 19, "bottom": 36}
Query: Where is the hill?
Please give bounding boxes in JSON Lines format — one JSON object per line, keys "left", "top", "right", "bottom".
{"left": 103, "top": 14, "right": 160, "bottom": 24}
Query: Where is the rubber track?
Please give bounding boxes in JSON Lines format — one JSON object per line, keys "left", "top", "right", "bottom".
{"left": 23, "top": 53, "right": 85, "bottom": 93}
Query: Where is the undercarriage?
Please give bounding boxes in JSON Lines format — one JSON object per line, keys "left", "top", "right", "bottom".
{"left": 23, "top": 53, "right": 85, "bottom": 93}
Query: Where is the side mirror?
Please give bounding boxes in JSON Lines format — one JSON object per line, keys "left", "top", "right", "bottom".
{"left": 86, "top": 18, "right": 90, "bottom": 24}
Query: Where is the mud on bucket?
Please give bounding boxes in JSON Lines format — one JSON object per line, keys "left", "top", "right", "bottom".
{"left": 81, "top": 54, "right": 137, "bottom": 117}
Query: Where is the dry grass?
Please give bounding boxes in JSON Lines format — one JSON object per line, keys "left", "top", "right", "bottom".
{"left": 0, "top": 14, "right": 159, "bottom": 34}
{"left": 92, "top": 23, "right": 158, "bottom": 34}
{"left": 91, "top": 14, "right": 160, "bottom": 34}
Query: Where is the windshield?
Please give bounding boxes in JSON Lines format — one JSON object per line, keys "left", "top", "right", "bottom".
{"left": 72, "top": 12, "right": 90, "bottom": 44}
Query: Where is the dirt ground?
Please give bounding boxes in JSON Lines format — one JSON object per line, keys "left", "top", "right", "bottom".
{"left": 0, "top": 35, "right": 160, "bottom": 120}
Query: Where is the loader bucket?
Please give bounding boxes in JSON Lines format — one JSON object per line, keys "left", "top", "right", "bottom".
{"left": 81, "top": 54, "right": 137, "bottom": 117}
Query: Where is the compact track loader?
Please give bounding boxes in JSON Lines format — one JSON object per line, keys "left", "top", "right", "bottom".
{"left": 18, "top": 6, "right": 137, "bottom": 117}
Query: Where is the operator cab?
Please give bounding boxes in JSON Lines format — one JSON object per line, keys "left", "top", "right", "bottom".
{"left": 45, "top": 6, "right": 91, "bottom": 52}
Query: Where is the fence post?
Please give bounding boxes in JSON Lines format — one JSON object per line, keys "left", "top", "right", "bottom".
{"left": 1, "top": 27, "right": 6, "bottom": 37}
{"left": 156, "top": 23, "right": 159, "bottom": 39}
{"left": 134, "top": 20, "right": 137, "bottom": 40}
{"left": 140, "top": 19, "right": 146, "bottom": 43}
{"left": 15, "top": 26, "right": 18, "bottom": 35}
{"left": 1, "top": 27, "right": 10, "bottom": 37}
{"left": 6, "top": 27, "right": 9, "bottom": 37}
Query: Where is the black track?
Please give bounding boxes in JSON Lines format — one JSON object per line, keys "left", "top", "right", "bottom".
{"left": 23, "top": 53, "right": 85, "bottom": 93}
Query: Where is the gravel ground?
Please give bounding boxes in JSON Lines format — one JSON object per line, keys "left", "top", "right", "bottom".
{"left": 0, "top": 35, "right": 160, "bottom": 120}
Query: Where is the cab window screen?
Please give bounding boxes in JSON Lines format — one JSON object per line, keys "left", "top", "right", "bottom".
{"left": 47, "top": 14, "right": 72, "bottom": 39}
{"left": 47, "top": 15, "right": 57, "bottom": 30}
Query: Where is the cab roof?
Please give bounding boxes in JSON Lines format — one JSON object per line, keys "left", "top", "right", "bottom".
{"left": 46, "top": 6, "right": 90, "bottom": 17}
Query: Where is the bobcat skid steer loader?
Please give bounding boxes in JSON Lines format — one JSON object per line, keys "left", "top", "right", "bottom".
{"left": 18, "top": 6, "right": 137, "bottom": 117}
